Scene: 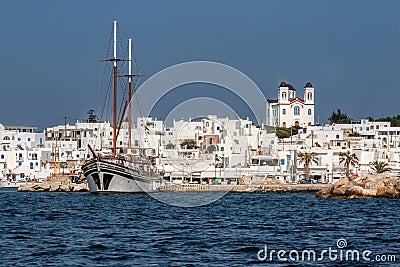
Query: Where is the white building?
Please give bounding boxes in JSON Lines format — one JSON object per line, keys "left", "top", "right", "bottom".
{"left": 267, "top": 81, "right": 315, "bottom": 128}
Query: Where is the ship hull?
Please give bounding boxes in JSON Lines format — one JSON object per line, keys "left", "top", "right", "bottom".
{"left": 82, "top": 159, "right": 159, "bottom": 193}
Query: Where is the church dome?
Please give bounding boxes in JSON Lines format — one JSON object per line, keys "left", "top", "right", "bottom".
{"left": 305, "top": 82, "right": 313, "bottom": 88}
{"left": 279, "top": 81, "right": 287, "bottom": 87}
{"left": 287, "top": 83, "right": 296, "bottom": 91}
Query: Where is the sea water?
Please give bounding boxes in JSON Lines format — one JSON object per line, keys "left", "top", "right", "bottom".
{"left": 0, "top": 189, "right": 399, "bottom": 266}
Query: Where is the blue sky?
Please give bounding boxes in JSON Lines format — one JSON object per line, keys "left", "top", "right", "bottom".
{"left": 0, "top": 0, "right": 399, "bottom": 127}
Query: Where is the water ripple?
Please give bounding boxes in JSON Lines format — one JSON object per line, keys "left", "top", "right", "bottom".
{"left": 0, "top": 189, "right": 399, "bottom": 266}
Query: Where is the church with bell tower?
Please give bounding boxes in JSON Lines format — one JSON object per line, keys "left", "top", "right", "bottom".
{"left": 266, "top": 81, "right": 315, "bottom": 128}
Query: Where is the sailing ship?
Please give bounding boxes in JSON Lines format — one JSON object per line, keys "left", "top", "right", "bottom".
{"left": 81, "top": 21, "right": 160, "bottom": 193}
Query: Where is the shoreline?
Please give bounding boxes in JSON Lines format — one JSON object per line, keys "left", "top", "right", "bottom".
{"left": 159, "top": 183, "right": 329, "bottom": 193}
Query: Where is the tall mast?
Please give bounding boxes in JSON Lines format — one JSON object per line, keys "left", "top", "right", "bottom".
{"left": 113, "top": 20, "right": 117, "bottom": 154}
{"left": 128, "top": 38, "right": 132, "bottom": 148}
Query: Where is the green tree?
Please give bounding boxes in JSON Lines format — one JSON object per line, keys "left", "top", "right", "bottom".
{"left": 366, "top": 116, "right": 374, "bottom": 122}
{"left": 166, "top": 142, "right": 175, "bottom": 149}
{"left": 206, "top": 145, "right": 216, "bottom": 154}
{"left": 180, "top": 139, "right": 198, "bottom": 149}
{"left": 328, "top": 108, "right": 352, "bottom": 124}
{"left": 275, "top": 126, "right": 300, "bottom": 139}
{"left": 298, "top": 151, "right": 318, "bottom": 181}
{"left": 276, "top": 127, "right": 290, "bottom": 138}
{"left": 339, "top": 151, "right": 359, "bottom": 177}
{"left": 87, "top": 109, "right": 99, "bottom": 123}
{"left": 370, "top": 115, "right": 400, "bottom": 127}
{"left": 370, "top": 161, "right": 392, "bottom": 173}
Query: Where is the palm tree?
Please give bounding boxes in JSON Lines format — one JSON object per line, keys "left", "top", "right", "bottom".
{"left": 339, "top": 151, "right": 359, "bottom": 177}
{"left": 370, "top": 161, "right": 392, "bottom": 173}
{"left": 298, "top": 152, "right": 318, "bottom": 181}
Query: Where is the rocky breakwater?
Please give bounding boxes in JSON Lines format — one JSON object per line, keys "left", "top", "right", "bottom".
{"left": 18, "top": 175, "right": 89, "bottom": 192}
{"left": 235, "top": 176, "right": 328, "bottom": 193}
{"left": 18, "top": 182, "right": 88, "bottom": 192}
{"left": 316, "top": 174, "right": 400, "bottom": 199}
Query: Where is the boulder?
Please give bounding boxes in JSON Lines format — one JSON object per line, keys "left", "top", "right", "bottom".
{"left": 316, "top": 175, "right": 400, "bottom": 199}
{"left": 59, "top": 184, "right": 70, "bottom": 192}
{"left": 49, "top": 183, "right": 61, "bottom": 192}
{"left": 331, "top": 185, "right": 349, "bottom": 197}
{"left": 387, "top": 178, "right": 398, "bottom": 187}
{"left": 334, "top": 177, "right": 350, "bottom": 187}
{"left": 32, "top": 184, "right": 42, "bottom": 190}
{"left": 386, "top": 185, "right": 399, "bottom": 198}
{"left": 364, "top": 182, "right": 376, "bottom": 189}
{"left": 377, "top": 185, "right": 399, "bottom": 198}
{"left": 72, "top": 184, "right": 88, "bottom": 192}
{"left": 38, "top": 182, "right": 51, "bottom": 191}
{"left": 345, "top": 185, "right": 364, "bottom": 196}
{"left": 361, "top": 188, "right": 377, "bottom": 197}
{"left": 28, "top": 187, "right": 37, "bottom": 192}
{"left": 17, "top": 185, "right": 30, "bottom": 192}
{"left": 375, "top": 180, "right": 385, "bottom": 191}
{"left": 315, "top": 187, "right": 332, "bottom": 198}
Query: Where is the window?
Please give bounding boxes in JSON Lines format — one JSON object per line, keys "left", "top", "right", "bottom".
{"left": 282, "top": 92, "right": 286, "bottom": 99}
{"left": 282, "top": 109, "right": 286, "bottom": 115}
{"left": 30, "top": 162, "right": 34, "bottom": 169}
{"left": 294, "top": 106, "right": 300, "bottom": 116}
{"left": 0, "top": 155, "right": 4, "bottom": 159}
{"left": 17, "top": 138, "right": 21, "bottom": 142}
{"left": 308, "top": 109, "right": 312, "bottom": 115}
{"left": 28, "top": 138, "right": 31, "bottom": 142}
{"left": 336, "top": 135, "right": 340, "bottom": 139}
